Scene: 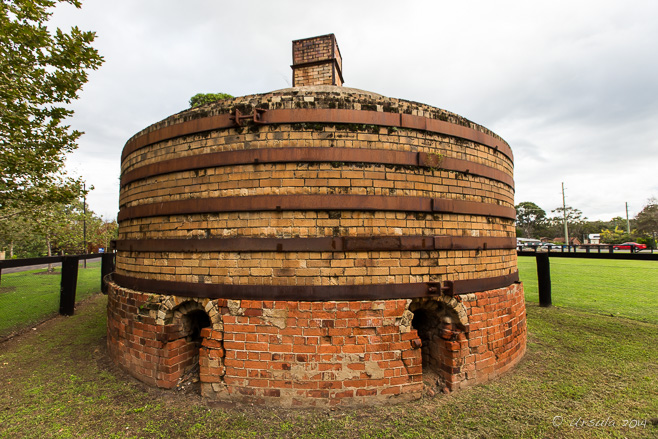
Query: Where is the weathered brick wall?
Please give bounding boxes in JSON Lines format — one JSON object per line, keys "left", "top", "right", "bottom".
{"left": 119, "top": 160, "right": 513, "bottom": 208}
{"left": 292, "top": 34, "right": 343, "bottom": 86}
{"left": 121, "top": 91, "right": 511, "bottom": 176}
{"left": 111, "top": 84, "right": 525, "bottom": 405}
{"left": 416, "top": 282, "right": 527, "bottom": 390}
{"left": 107, "top": 281, "right": 525, "bottom": 406}
{"left": 117, "top": 88, "right": 517, "bottom": 288}
{"left": 114, "top": 248, "right": 514, "bottom": 287}
{"left": 106, "top": 287, "right": 200, "bottom": 388}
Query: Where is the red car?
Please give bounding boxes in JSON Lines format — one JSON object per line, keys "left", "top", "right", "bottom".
{"left": 613, "top": 242, "right": 647, "bottom": 252}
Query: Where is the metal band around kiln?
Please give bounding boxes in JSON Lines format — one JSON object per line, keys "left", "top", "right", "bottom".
{"left": 117, "top": 195, "right": 516, "bottom": 222}
{"left": 121, "top": 147, "right": 514, "bottom": 188}
{"left": 112, "top": 271, "right": 520, "bottom": 301}
{"left": 115, "top": 236, "right": 516, "bottom": 253}
{"left": 121, "top": 108, "right": 513, "bottom": 162}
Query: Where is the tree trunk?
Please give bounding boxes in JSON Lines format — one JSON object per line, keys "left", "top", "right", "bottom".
{"left": 47, "top": 236, "right": 53, "bottom": 272}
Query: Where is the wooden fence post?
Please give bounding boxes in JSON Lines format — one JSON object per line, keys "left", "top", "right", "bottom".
{"left": 536, "top": 253, "right": 552, "bottom": 307}
{"left": 59, "top": 256, "right": 79, "bottom": 316}
{"left": 101, "top": 252, "right": 115, "bottom": 294}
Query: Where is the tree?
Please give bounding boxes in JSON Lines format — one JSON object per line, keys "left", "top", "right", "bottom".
{"left": 189, "top": 92, "right": 234, "bottom": 108}
{"left": 551, "top": 206, "right": 585, "bottom": 224}
{"left": 549, "top": 206, "right": 588, "bottom": 242}
{"left": 515, "top": 201, "right": 547, "bottom": 238}
{"left": 0, "top": 206, "right": 41, "bottom": 257}
{"left": 635, "top": 197, "right": 658, "bottom": 248}
{"left": 599, "top": 227, "right": 631, "bottom": 245}
{"left": 608, "top": 216, "right": 629, "bottom": 232}
{"left": 90, "top": 218, "right": 118, "bottom": 252}
{"left": 0, "top": 198, "right": 116, "bottom": 258}
{"left": 0, "top": 0, "right": 103, "bottom": 216}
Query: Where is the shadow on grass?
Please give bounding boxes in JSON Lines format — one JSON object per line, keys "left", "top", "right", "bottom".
{"left": 0, "top": 296, "right": 656, "bottom": 439}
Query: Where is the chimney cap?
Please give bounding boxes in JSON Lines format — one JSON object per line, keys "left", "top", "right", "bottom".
{"left": 291, "top": 33, "right": 342, "bottom": 60}
{"left": 291, "top": 34, "right": 343, "bottom": 87}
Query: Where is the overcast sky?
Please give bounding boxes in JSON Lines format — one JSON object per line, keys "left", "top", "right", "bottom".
{"left": 50, "top": 0, "right": 658, "bottom": 222}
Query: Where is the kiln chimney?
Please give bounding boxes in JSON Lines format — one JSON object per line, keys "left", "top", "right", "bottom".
{"left": 291, "top": 34, "right": 343, "bottom": 86}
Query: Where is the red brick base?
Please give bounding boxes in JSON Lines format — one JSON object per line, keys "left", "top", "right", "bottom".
{"left": 107, "top": 282, "right": 525, "bottom": 406}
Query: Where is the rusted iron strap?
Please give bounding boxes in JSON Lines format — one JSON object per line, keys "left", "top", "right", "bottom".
{"left": 115, "top": 236, "right": 516, "bottom": 253}
{"left": 122, "top": 114, "right": 233, "bottom": 161}
{"left": 112, "top": 271, "right": 519, "bottom": 301}
{"left": 117, "top": 195, "right": 516, "bottom": 222}
{"left": 264, "top": 112, "right": 512, "bottom": 161}
{"left": 442, "top": 271, "right": 520, "bottom": 296}
{"left": 121, "top": 109, "right": 513, "bottom": 162}
{"left": 120, "top": 147, "right": 514, "bottom": 188}
{"left": 431, "top": 198, "right": 515, "bottom": 218}
{"left": 430, "top": 236, "right": 516, "bottom": 251}
{"left": 432, "top": 156, "right": 513, "bottom": 187}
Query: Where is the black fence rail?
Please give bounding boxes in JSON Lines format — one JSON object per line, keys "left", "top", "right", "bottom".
{"left": 518, "top": 249, "right": 658, "bottom": 261}
{"left": 0, "top": 253, "right": 115, "bottom": 316}
{"left": 518, "top": 244, "right": 656, "bottom": 255}
{"left": 518, "top": 250, "right": 658, "bottom": 307}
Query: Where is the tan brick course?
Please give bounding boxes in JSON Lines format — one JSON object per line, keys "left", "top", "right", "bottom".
{"left": 117, "top": 90, "right": 516, "bottom": 288}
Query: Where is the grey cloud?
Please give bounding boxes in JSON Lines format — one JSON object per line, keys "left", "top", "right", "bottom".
{"left": 47, "top": 0, "right": 658, "bottom": 221}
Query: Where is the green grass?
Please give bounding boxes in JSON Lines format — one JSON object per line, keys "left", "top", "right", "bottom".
{"left": 0, "top": 295, "right": 656, "bottom": 438}
{"left": 0, "top": 258, "right": 656, "bottom": 437}
{"left": 0, "top": 260, "right": 102, "bottom": 337}
{"left": 518, "top": 256, "right": 658, "bottom": 324}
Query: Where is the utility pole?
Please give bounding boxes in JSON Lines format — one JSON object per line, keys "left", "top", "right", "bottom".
{"left": 625, "top": 202, "right": 631, "bottom": 236}
{"left": 562, "top": 182, "right": 569, "bottom": 245}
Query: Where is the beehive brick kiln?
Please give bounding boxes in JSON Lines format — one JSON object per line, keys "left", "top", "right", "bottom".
{"left": 107, "top": 34, "right": 526, "bottom": 407}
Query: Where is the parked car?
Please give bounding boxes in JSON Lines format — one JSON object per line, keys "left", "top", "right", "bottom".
{"left": 613, "top": 242, "right": 647, "bottom": 252}
{"left": 540, "top": 242, "right": 563, "bottom": 251}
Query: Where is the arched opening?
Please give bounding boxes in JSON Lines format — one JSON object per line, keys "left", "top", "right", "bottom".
{"left": 175, "top": 307, "right": 212, "bottom": 394}
{"left": 409, "top": 299, "right": 457, "bottom": 393}
{"left": 411, "top": 306, "right": 443, "bottom": 374}
{"left": 182, "top": 309, "right": 212, "bottom": 343}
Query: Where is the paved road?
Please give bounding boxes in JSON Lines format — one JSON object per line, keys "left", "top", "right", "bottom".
{"left": 1, "top": 257, "right": 102, "bottom": 274}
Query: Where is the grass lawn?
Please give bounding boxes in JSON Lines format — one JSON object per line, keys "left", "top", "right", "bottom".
{"left": 0, "top": 261, "right": 102, "bottom": 338}
{"left": 0, "top": 292, "right": 656, "bottom": 438}
{"left": 518, "top": 256, "right": 658, "bottom": 324}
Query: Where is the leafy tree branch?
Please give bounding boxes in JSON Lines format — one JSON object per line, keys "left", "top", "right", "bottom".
{"left": 0, "top": 0, "right": 103, "bottom": 213}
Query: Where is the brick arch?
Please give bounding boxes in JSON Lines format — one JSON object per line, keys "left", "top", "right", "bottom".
{"left": 408, "top": 295, "right": 469, "bottom": 393}
{"left": 433, "top": 296, "right": 469, "bottom": 328}
{"left": 408, "top": 296, "right": 468, "bottom": 328}
{"left": 152, "top": 296, "right": 222, "bottom": 330}
{"left": 172, "top": 301, "right": 211, "bottom": 340}
{"left": 152, "top": 298, "right": 223, "bottom": 391}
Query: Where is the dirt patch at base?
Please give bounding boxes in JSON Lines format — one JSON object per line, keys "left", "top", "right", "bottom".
{"left": 0, "top": 286, "right": 16, "bottom": 294}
